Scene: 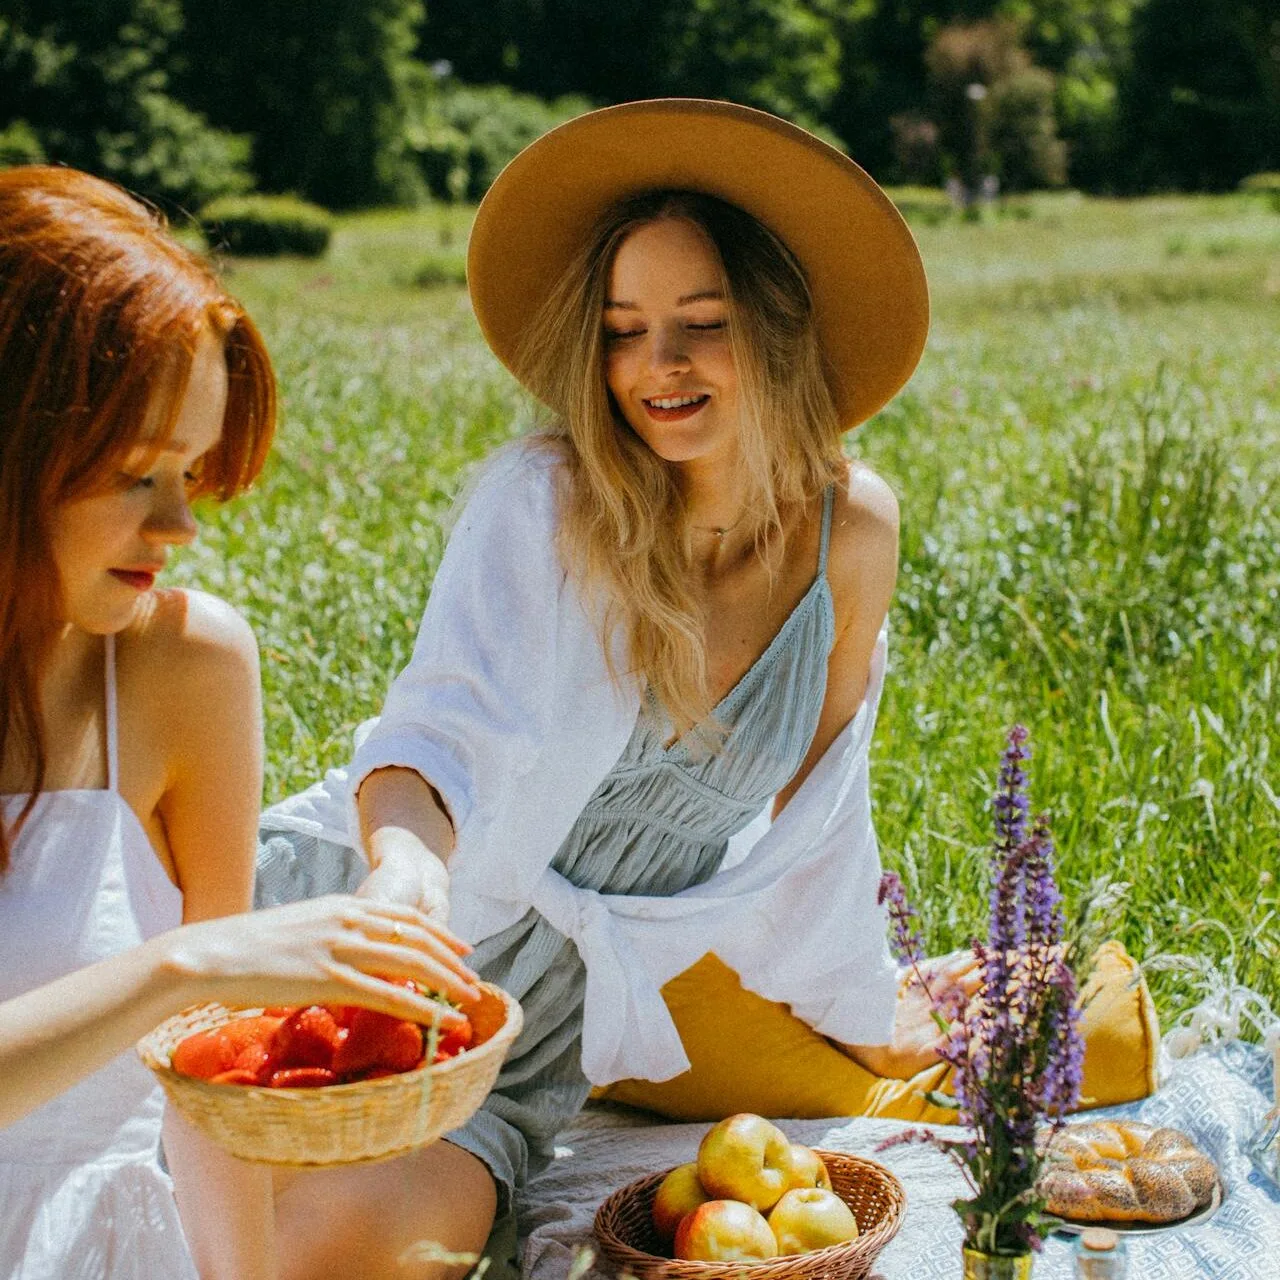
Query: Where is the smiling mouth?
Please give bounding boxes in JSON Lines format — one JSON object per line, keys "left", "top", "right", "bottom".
{"left": 642, "top": 394, "right": 709, "bottom": 421}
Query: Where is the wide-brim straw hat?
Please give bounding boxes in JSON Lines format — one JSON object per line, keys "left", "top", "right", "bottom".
{"left": 467, "top": 98, "right": 929, "bottom": 430}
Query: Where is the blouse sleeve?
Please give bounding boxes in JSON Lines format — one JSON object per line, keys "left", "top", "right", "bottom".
{"left": 347, "top": 442, "right": 640, "bottom": 943}
{"left": 346, "top": 445, "right": 564, "bottom": 853}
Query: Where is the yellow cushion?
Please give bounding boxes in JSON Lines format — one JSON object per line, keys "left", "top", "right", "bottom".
{"left": 596, "top": 940, "right": 1160, "bottom": 1123}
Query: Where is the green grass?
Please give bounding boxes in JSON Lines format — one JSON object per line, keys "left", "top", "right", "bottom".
{"left": 176, "top": 195, "right": 1280, "bottom": 1029}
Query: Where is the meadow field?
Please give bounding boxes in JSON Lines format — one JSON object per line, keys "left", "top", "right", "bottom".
{"left": 177, "top": 193, "right": 1280, "bottom": 1029}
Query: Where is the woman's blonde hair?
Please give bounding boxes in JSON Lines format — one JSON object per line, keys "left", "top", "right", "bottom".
{"left": 516, "top": 190, "right": 845, "bottom": 736}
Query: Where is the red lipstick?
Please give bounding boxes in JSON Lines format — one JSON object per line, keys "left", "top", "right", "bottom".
{"left": 109, "top": 569, "right": 157, "bottom": 592}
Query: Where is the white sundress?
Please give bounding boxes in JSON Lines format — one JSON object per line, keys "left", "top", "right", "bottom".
{"left": 0, "top": 635, "right": 197, "bottom": 1280}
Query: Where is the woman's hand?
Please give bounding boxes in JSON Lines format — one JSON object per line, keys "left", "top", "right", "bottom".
{"left": 837, "top": 950, "right": 980, "bottom": 1080}
{"left": 357, "top": 829, "right": 452, "bottom": 923}
{"left": 158, "top": 894, "right": 479, "bottom": 1028}
{"left": 355, "top": 766, "right": 457, "bottom": 922}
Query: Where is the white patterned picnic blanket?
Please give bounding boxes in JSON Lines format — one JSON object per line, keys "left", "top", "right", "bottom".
{"left": 517, "top": 1042, "right": 1279, "bottom": 1280}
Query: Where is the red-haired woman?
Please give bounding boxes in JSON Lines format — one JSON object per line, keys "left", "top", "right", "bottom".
{"left": 0, "top": 167, "right": 478, "bottom": 1279}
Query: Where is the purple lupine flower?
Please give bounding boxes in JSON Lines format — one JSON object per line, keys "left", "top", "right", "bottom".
{"left": 992, "top": 724, "right": 1032, "bottom": 853}
{"left": 874, "top": 1127, "right": 934, "bottom": 1152}
{"left": 1039, "top": 960, "right": 1085, "bottom": 1116}
{"left": 1023, "top": 817, "right": 1064, "bottom": 954}
{"left": 878, "top": 871, "right": 926, "bottom": 967}
{"left": 873, "top": 726, "right": 1085, "bottom": 1257}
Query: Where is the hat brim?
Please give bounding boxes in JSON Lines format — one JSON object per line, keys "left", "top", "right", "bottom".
{"left": 467, "top": 98, "right": 929, "bottom": 430}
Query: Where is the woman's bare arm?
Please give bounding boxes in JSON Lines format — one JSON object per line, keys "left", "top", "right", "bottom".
{"left": 136, "top": 594, "right": 471, "bottom": 1280}
{"left": 355, "top": 765, "right": 456, "bottom": 921}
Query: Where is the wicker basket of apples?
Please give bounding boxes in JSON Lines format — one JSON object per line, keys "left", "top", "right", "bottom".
{"left": 137, "top": 981, "right": 521, "bottom": 1167}
{"left": 594, "top": 1113, "right": 905, "bottom": 1279}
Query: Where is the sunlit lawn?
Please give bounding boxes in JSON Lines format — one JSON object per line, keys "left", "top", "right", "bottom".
{"left": 177, "top": 192, "right": 1280, "bottom": 1027}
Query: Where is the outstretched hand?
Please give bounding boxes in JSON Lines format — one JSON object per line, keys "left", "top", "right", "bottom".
{"left": 161, "top": 895, "right": 480, "bottom": 1029}
{"left": 838, "top": 949, "right": 981, "bottom": 1080}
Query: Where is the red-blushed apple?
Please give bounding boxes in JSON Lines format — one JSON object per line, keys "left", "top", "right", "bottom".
{"left": 651, "top": 1162, "right": 710, "bottom": 1241}
{"left": 696, "top": 1113, "right": 794, "bottom": 1211}
{"left": 767, "top": 1187, "right": 860, "bottom": 1255}
{"left": 673, "top": 1200, "right": 778, "bottom": 1262}
{"left": 785, "top": 1143, "right": 832, "bottom": 1192}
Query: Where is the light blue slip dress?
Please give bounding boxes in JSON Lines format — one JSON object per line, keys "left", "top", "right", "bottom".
{"left": 446, "top": 485, "right": 837, "bottom": 1202}
{"left": 254, "top": 486, "right": 838, "bottom": 1211}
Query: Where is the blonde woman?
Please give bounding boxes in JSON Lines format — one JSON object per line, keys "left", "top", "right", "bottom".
{"left": 259, "top": 100, "right": 965, "bottom": 1276}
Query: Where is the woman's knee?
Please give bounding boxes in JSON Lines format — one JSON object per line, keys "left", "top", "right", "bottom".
{"left": 274, "top": 1140, "right": 497, "bottom": 1280}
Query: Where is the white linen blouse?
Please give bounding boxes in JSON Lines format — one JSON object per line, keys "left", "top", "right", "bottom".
{"left": 268, "top": 442, "right": 899, "bottom": 1086}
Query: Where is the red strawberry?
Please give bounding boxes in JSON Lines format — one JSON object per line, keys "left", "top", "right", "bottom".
{"left": 268, "top": 1067, "right": 338, "bottom": 1089}
{"left": 433, "top": 1017, "right": 473, "bottom": 1059}
{"left": 209, "top": 1068, "right": 263, "bottom": 1086}
{"left": 332, "top": 1008, "right": 424, "bottom": 1076}
{"left": 379, "top": 1020, "right": 425, "bottom": 1072}
{"left": 171, "top": 1030, "right": 236, "bottom": 1080}
{"left": 271, "top": 1006, "right": 340, "bottom": 1069}
{"left": 222, "top": 1015, "right": 285, "bottom": 1053}
{"left": 232, "top": 1040, "right": 275, "bottom": 1083}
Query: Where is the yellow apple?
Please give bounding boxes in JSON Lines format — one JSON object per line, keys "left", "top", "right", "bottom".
{"left": 651, "top": 1162, "right": 710, "bottom": 1241}
{"left": 697, "top": 1113, "right": 794, "bottom": 1211}
{"left": 674, "top": 1199, "right": 778, "bottom": 1262}
{"left": 767, "top": 1187, "right": 860, "bottom": 1255}
{"left": 785, "top": 1143, "right": 832, "bottom": 1191}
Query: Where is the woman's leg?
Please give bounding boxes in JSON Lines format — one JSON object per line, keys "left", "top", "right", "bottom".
{"left": 273, "top": 1140, "right": 498, "bottom": 1280}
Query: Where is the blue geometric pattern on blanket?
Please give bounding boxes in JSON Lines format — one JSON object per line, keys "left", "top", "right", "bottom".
{"left": 518, "top": 1044, "right": 1279, "bottom": 1280}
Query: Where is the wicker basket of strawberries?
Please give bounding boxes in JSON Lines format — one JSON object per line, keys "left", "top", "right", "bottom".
{"left": 137, "top": 981, "right": 521, "bottom": 1167}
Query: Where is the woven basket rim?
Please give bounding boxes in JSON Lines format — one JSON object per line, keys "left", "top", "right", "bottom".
{"left": 135, "top": 983, "right": 522, "bottom": 1166}
{"left": 137, "top": 983, "right": 522, "bottom": 1095}
{"left": 593, "top": 1149, "right": 906, "bottom": 1276}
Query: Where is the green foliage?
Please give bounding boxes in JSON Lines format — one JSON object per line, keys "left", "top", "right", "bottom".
{"left": 1116, "top": 0, "right": 1280, "bottom": 191}
{"left": 885, "top": 184, "right": 956, "bottom": 225}
{"left": 659, "top": 0, "right": 842, "bottom": 126}
{"left": 174, "top": 0, "right": 429, "bottom": 208}
{"left": 988, "top": 66, "right": 1066, "bottom": 189}
{"left": 0, "top": 0, "right": 253, "bottom": 208}
{"left": 421, "top": 0, "right": 842, "bottom": 129}
{"left": 0, "top": 119, "right": 45, "bottom": 166}
{"left": 1239, "top": 173, "right": 1280, "bottom": 212}
{"left": 411, "top": 81, "right": 591, "bottom": 203}
{"left": 409, "top": 252, "right": 468, "bottom": 288}
{"left": 201, "top": 194, "right": 333, "bottom": 258}
{"left": 5, "top": 0, "right": 1276, "bottom": 203}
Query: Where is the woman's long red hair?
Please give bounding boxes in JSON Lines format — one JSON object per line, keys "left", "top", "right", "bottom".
{"left": 0, "top": 166, "right": 276, "bottom": 871}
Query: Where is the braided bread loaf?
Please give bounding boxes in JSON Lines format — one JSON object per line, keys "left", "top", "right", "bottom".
{"left": 1039, "top": 1121, "right": 1218, "bottom": 1224}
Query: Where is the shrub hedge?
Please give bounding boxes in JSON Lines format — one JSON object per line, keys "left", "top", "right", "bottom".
{"left": 201, "top": 194, "right": 334, "bottom": 257}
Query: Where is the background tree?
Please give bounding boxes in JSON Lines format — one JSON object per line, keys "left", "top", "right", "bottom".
{"left": 0, "top": 0, "right": 251, "bottom": 209}
{"left": 924, "top": 18, "right": 1066, "bottom": 192}
{"left": 420, "top": 0, "right": 842, "bottom": 131}
{"left": 174, "top": 0, "right": 428, "bottom": 208}
{"left": 997, "top": 0, "right": 1141, "bottom": 190}
{"left": 1116, "top": 0, "right": 1280, "bottom": 190}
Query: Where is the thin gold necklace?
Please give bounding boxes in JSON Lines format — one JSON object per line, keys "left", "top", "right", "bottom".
{"left": 689, "top": 511, "right": 747, "bottom": 539}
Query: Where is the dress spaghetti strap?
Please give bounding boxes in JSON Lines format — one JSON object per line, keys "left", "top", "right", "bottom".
{"left": 104, "top": 634, "right": 120, "bottom": 793}
{"left": 817, "top": 482, "right": 835, "bottom": 576}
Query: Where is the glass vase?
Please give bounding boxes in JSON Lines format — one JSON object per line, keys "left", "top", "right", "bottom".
{"left": 962, "top": 1247, "right": 1033, "bottom": 1280}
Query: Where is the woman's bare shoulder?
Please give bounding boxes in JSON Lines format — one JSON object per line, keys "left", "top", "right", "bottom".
{"left": 118, "top": 589, "right": 260, "bottom": 729}
{"left": 826, "top": 463, "right": 900, "bottom": 606}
